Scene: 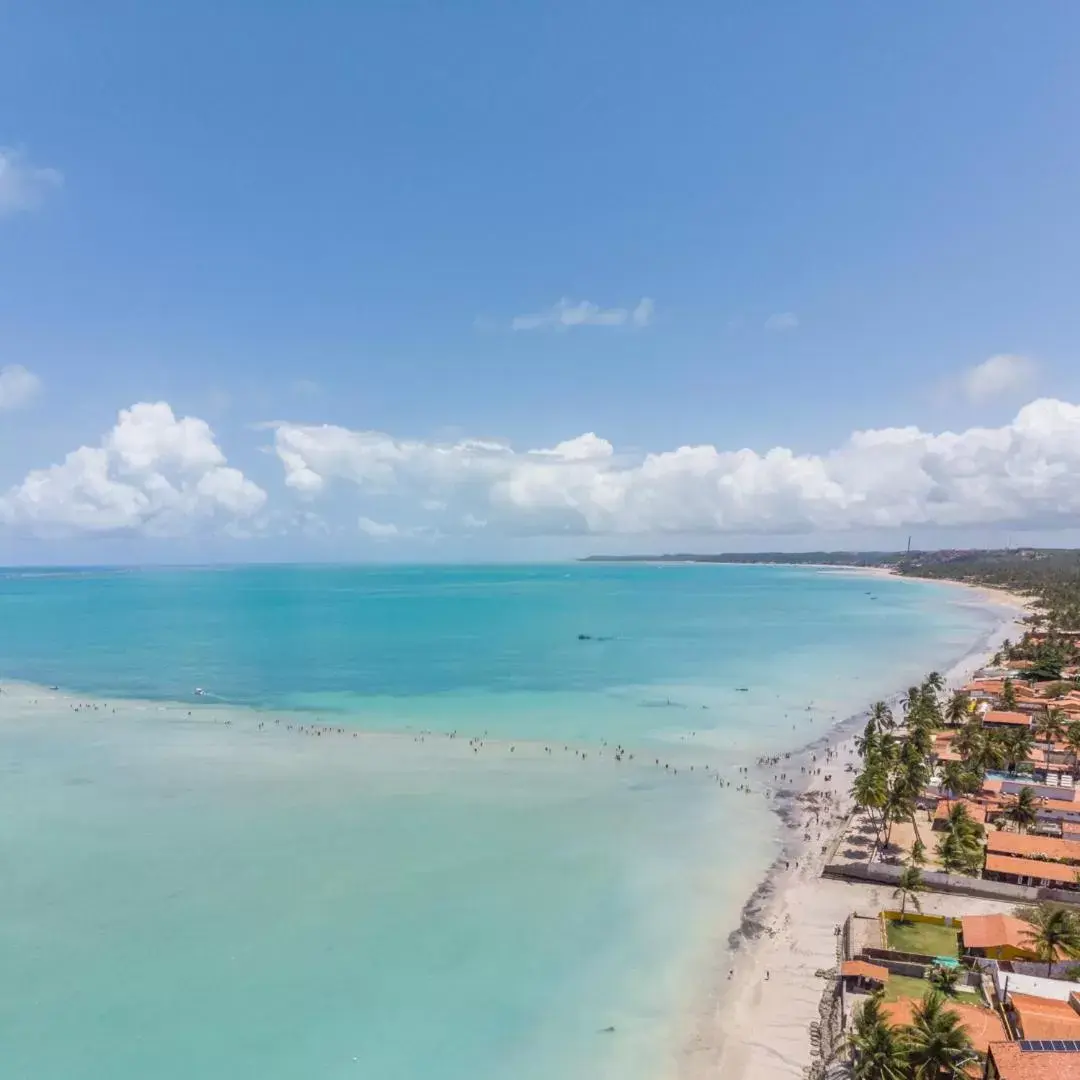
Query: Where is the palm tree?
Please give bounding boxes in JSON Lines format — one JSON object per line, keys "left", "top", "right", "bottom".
{"left": 999, "top": 678, "right": 1018, "bottom": 711}
{"left": 944, "top": 691, "right": 971, "bottom": 727}
{"left": 928, "top": 962, "right": 961, "bottom": 997}
{"left": 893, "top": 865, "right": 924, "bottom": 922}
{"left": 945, "top": 801, "right": 981, "bottom": 841}
{"left": 909, "top": 837, "right": 927, "bottom": 869}
{"left": 1035, "top": 707, "right": 1068, "bottom": 747}
{"left": 1019, "top": 904, "right": 1080, "bottom": 977}
{"left": 1005, "top": 786, "right": 1042, "bottom": 834}
{"left": 853, "top": 763, "right": 889, "bottom": 843}
{"left": 926, "top": 671, "right": 946, "bottom": 694}
{"left": 1002, "top": 727, "right": 1035, "bottom": 772}
{"left": 904, "top": 686, "right": 922, "bottom": 718}
{"left": 870, "top": 700, "right": 895, "bottom": 731}
{"left": 976, "top": 731, "right": 1008, "bottom": 774}
{"left": 936, "top": 804, "right": 983, "bottom": 876}
{"left": 951, "top": 718, "right": 984, "bottom": 764}
{"left": 939, "top": 761, "right": 967, "bottom": 807}
{"left": 901, "top": 990, "right": 975, "bottom": 1078}
{"left": 1067, "top": 720, "right": 1080, "bottom": 767}
{"left": 848, "top": 996, "right": 907, "bottom": 1080}
{"left": 936, "top": 830, "right": 969, "bottom": 875}
{"left": 855, "top": 717, "right": 880, "bottom": 760}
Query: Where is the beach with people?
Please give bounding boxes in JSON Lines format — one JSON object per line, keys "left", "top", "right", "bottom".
{"left": 676, "top": 571, "right": 1030, "bottom": 1080}
{"left": 0, "top": 563, "right": 1026, "bottom": 1080}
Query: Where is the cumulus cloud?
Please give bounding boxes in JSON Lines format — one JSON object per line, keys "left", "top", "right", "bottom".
{"left": 0, "top": 402, "right": 266, "bottom": 536}
{"left": 509, "top": 297, "right": 654, "bottom": 331}
{"left": 764, "top": 312, "right": 799, "bottom": 332}
{"left": 268, "top": 399, "right": 1080, "bottom": 536}
{"left": 0, "top": 148, "right": 63, "bottom": 217}
{"left": 0, "top": 365, "right": 41, "bottom": 409}
{"left": 961, "top": 354, "right": 1037, "bottom": 402}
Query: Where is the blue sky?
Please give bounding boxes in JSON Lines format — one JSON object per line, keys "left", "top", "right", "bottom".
{"left": 3, "top": 2, "right": 1080, "bottom": 562}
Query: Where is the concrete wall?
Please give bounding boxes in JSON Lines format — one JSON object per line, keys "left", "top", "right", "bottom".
{"left": 823, "top": 860, "right": 1080, "bottom": 906}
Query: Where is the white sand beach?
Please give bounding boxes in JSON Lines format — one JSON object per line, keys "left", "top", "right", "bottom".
{"left": 679, "top": 589, "right": 1029, "bottom": 1080}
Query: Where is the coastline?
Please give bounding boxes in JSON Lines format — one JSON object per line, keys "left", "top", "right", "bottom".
{"left": 0, "top": 568, "right": 1030, "bottom": 1080}
{"left": 677, "top": 577, "right": 1029, "bottom": 1080}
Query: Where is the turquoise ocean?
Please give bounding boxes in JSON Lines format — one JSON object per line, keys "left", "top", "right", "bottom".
{"left": 0, "top": 564, "right": 1004, "bottom": 1080}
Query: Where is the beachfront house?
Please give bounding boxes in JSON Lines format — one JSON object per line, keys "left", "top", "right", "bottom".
{"left": 1007, "top": 991, "right": 1080, "bottom": 1041}
{"left": 983, "top": 853, "right": 1080, "bottom": 890}
{"left": 983, "top": 710, "right": 1035, "bottom": 731}
{"left": 985, "top": 1039, "right": 1080, "bottom": 1079}
{"left": 960, "top": 915, "right": 1040, "bottom": 962}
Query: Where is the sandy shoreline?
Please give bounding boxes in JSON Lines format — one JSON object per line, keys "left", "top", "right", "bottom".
{"left": 678, "top": 578, "right": 1030, "bottom": 1080}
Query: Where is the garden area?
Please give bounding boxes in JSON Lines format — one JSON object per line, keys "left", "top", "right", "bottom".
{"left": 884, "top": 917, "right": 960, "bottom": 958}
{"left": 881, "top": 973, "right": 983, "bottom": 1008}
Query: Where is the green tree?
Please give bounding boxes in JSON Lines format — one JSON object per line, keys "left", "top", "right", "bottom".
{"left": 893, "top": 865, "right": 924, "bottom": 922}
{"left": 951, "top": 718, "right": 984, "bottom": 764}
{"left": 901, "top": 990, "right": 975, "bottom": 1078}
{"left": 1035, "top": 707, "right": 1068, "bottom": 747}
{"left": 1002, "top": 727, "right": 1035, "bottom": 772}
{"left": 1067, "top": 720, "right": 1080, "bottom": 767}
{"left": 1019, "top": 903, "right": 1080, "bottom": 977}
{"left": 847, "top": 996, "right": 908, "bottom": 1080}
{"left": 909, "top": 837, "right": 927, "bottom": 869}
{"left": 999, "top": 678, "right": 1018, "bottom": 711}
{"left": 939, "top": 761, "right": 964, "bottom": 808}
{"left": 927, "top": 962, "right": 961, "bottom": 997}
{"left": 854, "top": 765, "right": 891, "bottom": 857}
{"left": 935, "top": 830, "right": 969, "bottom": 875}
{"left": 1005, "top": 786, "right": 1042, "bottom": 834}
{"left": 856, "top": 717, "right": 880, "bottom": 760}
{"left": 935, "top": 804, "right": 983, "bottom": 876}
{"left": 870, "top": 700, "right": 895, "bottom": 732}
{"left": 944, "top": 691, "right": 971, "bottom": 727}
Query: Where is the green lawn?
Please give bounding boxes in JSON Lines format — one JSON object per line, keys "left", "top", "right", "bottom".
{"left": 883, "top": 973, "right": 983, "bottom": 1007}
{"left": 885, "top": 918, "right": 960, "bottom": 958}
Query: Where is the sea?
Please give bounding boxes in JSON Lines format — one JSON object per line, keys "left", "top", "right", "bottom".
{"left": 0, "top": 563, "right": 1007, "bottom": 1080}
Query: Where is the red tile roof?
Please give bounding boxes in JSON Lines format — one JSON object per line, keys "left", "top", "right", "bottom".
{"left": 935, "top": 799, "right": 987, "bottom": 824}
{"left": 987, "top": 831, "right": 1080, "bottom": 863}
{"left": 985, "top": 852, "right": 1080, "bottom": 885}
{"left": 984, "top": 710, "right": 1034, "bottom": 727}
{"left": 989, "top": 1041, "right": 1080, "bottom": 1079}
{"left": 840, "top": 960, "right": 888, "bottom": 982}
{"left": 960, "top": 913, "right": 1034, "bottom": 952}
{"left": 1010, "top": 992, "right": 1080, "bottom": 1041}
{"left": 882, "top": 998, "right": 1006, "bottom": 1056}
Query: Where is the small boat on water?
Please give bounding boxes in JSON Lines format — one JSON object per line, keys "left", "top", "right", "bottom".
{"left": 194, "top": 687, "right": 208, "bottom": 696}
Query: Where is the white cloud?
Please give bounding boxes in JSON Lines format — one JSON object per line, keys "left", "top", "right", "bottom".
{"left": 0, "top": 365, "right": 41, "bottom": 409}
{"left": 358, "top": 516, "right": 403, "bottom": 539}
{"left": 764, "top": 312, "right": 799, "bottom": 332}
{"left": 0, "top": 402, "right": 266, "bottom": 536}
{"left": 961, "top": 354, "right": 1037, "bottom": 402}
{"left": 0, "top": 148, "right": 63, "bottom": 217}
{"left": 509, "top": 297, "right": 653, "bottom": 331}
{"left": 268, "top": 398, "right": 1080, "bottom": 536}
